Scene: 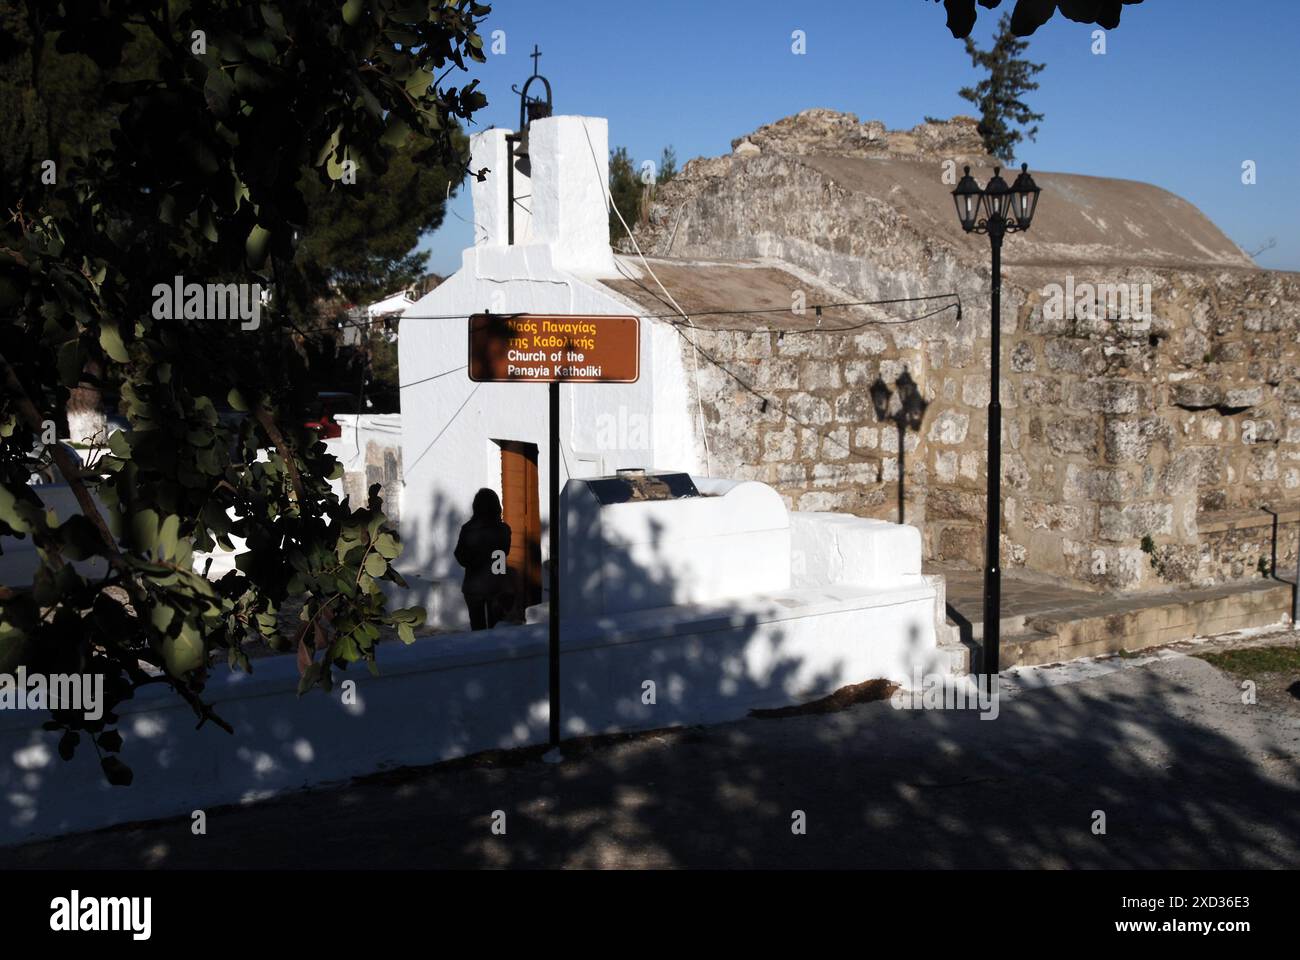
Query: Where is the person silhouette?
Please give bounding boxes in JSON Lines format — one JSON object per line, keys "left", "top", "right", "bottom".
{"left": 454, "top": 488, "right": 513, "bottom": 630}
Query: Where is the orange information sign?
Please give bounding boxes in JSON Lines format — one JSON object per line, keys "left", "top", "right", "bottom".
{"left": 468, "top": 313, "right": 640, "bottom": 383}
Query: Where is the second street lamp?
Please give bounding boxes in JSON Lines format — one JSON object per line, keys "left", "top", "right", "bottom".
{"left": 870, "top": 370, "right": 929, "bottom": 525}
{"left": 951, "top": 163, "right": 1042, "bottom": 678}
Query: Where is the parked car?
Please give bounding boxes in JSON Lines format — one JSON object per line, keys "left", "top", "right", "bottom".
{"left": 303, "top": 392, "right": 359, "bottom": 440}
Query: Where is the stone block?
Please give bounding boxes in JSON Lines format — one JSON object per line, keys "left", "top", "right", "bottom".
{"left": 834, "top": 390, "right": 872, "bottom": 422}
{"left": 843, "top": 360, "right": 876, "bottom": 386}
{"left": 1020, "top": 377, "right": 1063, "bottom": 406}
{"left": 1045, "top": 337, "right": 1103, "bottom": 375}
{"left": 761, "top": 427, "right": 797, "bottom": 462}
{"left": 823, "top": 426, "right": 851, "bottom": 460}
{"left": 1047, "top": 416, "right": 1098, "bottom": 456}
{"left": 961, "top": 375, "right": 991, "bottom": 407}
{"left": 1001, "top": 453, "right": 1031, "bottom": 492}
{"left": 799, "top": 360, "right": 842, "bottom": 390}
{"left": 1063, "top": 463, "right": 1136, "bottom": 502}
{"left": 1098, "top": 501, "right": 1174, "bottom": 541}
{"left": 1069, "top": 379, "right": 1145, "bottom": 415}
{"left": 785, "top": 392, "right": 833, "bottom": 426}
{"left": 927, "top": 488, "right": 985, "bottom": 523}
{"left": 927, "top": 409, "right": 970, "bottom": 445}
{"left": 1171, "top": 382, "right": 1222, "bottom": 410}
{"left": 934, "top": 450, "right": 958, "bottom": 484}
{"left": 1021, "top": 500, "right": 1086, "bottom": 533}
{"left": 1010, "top": 341, "right": 1037, "bottom": 372}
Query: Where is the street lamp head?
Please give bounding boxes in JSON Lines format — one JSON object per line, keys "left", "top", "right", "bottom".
{"left": 952, "top": 165, "right": 983, "bottom": 233}
{"left": 895, "top": 369, "right": 928, "bottom": 431}
{"left": 1010, "top": 162, "right": 1041, "bottom": 231}
{"left": 869, "top": 376, "right": 892, "bottom": 423}
{"left": 983, "top": 166, "right": 1013, "bottom": 222}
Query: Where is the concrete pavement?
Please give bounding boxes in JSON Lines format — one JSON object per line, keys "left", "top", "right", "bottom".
{"left": 3, "top": 630, "right": 1298, "bottom": 869}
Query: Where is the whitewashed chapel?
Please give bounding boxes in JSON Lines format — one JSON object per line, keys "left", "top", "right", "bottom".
{"left": 394, "top": 114, "right": 946, "bottom": 666}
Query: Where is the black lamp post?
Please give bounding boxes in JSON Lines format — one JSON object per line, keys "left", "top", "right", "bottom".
{"left": 951, "top": 163, "right": 1042, "bottom": 678}
{"left": 870, "top": 369, "right": 929, "bottom": 525}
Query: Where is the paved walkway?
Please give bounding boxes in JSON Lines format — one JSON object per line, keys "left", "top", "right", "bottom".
{"left": 3, "top": 629, "right": 1298, "bottom": 869}
{"left": 938, "top": 564, "right": 1296, "bottom": 627}
{"left": 932, "top": 563, "right": 1295, "bottom": 669}
{"left": 935, "top": 564, "right": 1099, "bottom": 631}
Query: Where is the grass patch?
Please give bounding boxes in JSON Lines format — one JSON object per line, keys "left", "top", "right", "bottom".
{"left": 1196, "top": 645, "right": 1300, "bottom": 675}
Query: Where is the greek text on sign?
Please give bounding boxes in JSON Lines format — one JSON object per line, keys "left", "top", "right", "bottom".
{"left": 468, "top": 314, "right": 640, "bottom": 383}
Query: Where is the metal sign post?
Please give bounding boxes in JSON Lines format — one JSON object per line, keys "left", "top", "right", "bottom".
{"left": 548, "top": 380, "right": 560, "bottom": 747}
{"left": 468, "top": 313, "right": 641, "bottom": 751}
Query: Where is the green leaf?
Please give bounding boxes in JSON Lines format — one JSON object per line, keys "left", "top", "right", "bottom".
{"left": 99, "top": 322, "right": 129, "bottom": 362}
{"left": 0, "top": 484, "right": 34, "bottom": 534}
{"left": 397, "top": 622, "right": 416, "bottom": 644}
{"left": 388, "top": 605, "right": 424, "bottom": 625}
{"left": 404, "top": 70, "right": 433, "bottom": 98}
{"left": 363, "top": 552, "right": 387, "bottom": 578}
{"left": 341, "top": 0, "right": 364, "bottom": 26}
{"left": 131, "top": 508, "right": 159, "bottom": 552}
{"left": 163, "top": 623, "right": 205, "bottom": 677}
{"left": 150, "top": 601, "right": 178, "bottom": 635}
{"left": 374, "top": 531, "right": 401, "bottom": 559}
{"left": 297, "top": 661, "right": 322, "bottom": 695}
{"left": 158, "top": 514, "right": 180, "bottom": 560}
{"left": 245, "top": 224, "right": 271, "bottom": 268}
{"left": 203, "top": 66, "right": 235, "bottom": 116}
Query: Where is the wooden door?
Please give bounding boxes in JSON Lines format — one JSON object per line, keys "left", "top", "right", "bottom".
{"left": 498, "top": 441, "right": 541, "bottom": 616}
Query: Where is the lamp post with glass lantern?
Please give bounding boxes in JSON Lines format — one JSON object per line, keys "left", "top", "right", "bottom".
{"left": 951, "top": 163, "right": 1042, "bottom": 678}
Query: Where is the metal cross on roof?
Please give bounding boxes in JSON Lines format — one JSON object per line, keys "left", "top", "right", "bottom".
{"left": 511, "top": 42, "right": 553, "bottom": 141}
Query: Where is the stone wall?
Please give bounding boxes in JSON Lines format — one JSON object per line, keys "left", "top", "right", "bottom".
{"left": 329, "top": 414, "right": 403, "bottom": 521}
{"left": 681, "top": 264, "right": 1300, "bottom": 594}
{"left": 650, "top": 111, "right": 1300, "bottom": 594}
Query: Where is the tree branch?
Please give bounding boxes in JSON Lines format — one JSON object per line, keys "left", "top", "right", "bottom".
{"left": 254, "top": 406, "right": 305, "bottom": 504}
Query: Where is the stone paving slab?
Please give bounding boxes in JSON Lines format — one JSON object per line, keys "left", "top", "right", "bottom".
{"left": 930, "top": 563, "right": 1295, "bottom": 668}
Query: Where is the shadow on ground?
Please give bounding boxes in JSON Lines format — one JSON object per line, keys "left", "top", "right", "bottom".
{"left": 3, "top": 652, "right": 1298, "bottom": 869}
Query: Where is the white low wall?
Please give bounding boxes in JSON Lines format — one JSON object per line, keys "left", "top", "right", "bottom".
{"left": 561, "top": 476, "right": 792, "bottom": 617}
{"left": 1, "top": 579, "right": 940, "bottom": 846}
{"left": 791, "top": 512, "right": 924, "bottom": 590}
{"left": 0, "top": 484, "right": 110, "bottom": 586}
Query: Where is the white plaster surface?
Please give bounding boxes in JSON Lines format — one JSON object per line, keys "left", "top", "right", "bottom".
{"left": 790, "top": 512, "right": 924, "bottom": 590}
{"left": 1, "top": 577, "right": 938, "bottom": 846}
{"left": 560, "top": 475, "right": 791, "bottom": 616}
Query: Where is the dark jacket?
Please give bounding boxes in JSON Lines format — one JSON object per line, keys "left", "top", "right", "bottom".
{"left": 454, "top": 517, "right": 513, "bottom": 598}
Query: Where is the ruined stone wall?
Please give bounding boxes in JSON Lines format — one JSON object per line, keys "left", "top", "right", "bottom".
{"left": 648, "top": 110, "right": 1300, "bottom": 593}
{"left": 677, "top": 264, "right": 1300, "bottom": 594}
{"left": 955, "top": 265, "right": 1300, "bottom": 592}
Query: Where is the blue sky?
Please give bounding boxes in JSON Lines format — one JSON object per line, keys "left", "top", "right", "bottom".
{"left": 420, "top": 0, "right": 1300, "bottom": 275}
